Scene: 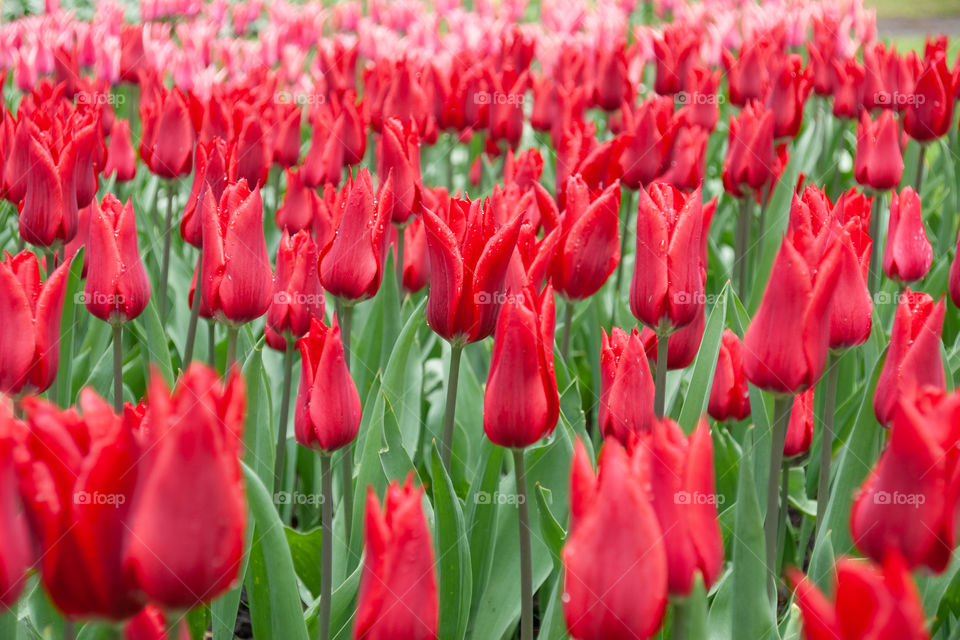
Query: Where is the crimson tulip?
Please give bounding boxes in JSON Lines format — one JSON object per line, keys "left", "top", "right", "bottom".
{"left": 676, "top": 65, "right": 720, "bottom": 132}
{"left": 270, "top": 101, "right": 302, "bottom": 169}
{"left": 708, "top": 329, "right": 751, "bottom": 422}
{"left": 883, "top": 187, "right": 931, "bottom": 284}
{"left": 71, "top": 109, "right": 104, "bottom": 210}
{"left": 483, "top": 286, "right": 559, "bottom": 448}
{"left": 18, "top": 128, "right": 79, "bottom": 247}
{"left": 593, "top": 43, "right": 629, "bottom": 111}
{"left": 855, "top": 110, "right": 903, "bottom": 192}
{"left": 723, "top": 31, "right": 782, "bottom": 107}
{"left": 563, "top": 438, "right": 667, "bottom": 640}
{"left": 139, "top": 79, "right": 194, "bottom": 179}
{"left": 783, "top": 388, "right": 814, "bottom": 458}
{"left": 125, "top": 365, "right": 246, "bottom": 608}
{"left": 354, "top": 478, "right": 438, "bottom": 640}
{"left": 266, "top": 230, "right": 324, "bottom": 351}
{"left": 831, "top": 57, "right": 865, "bottom": 120}
{"left": 232, "top": 106, "right": 270, "bottom": 188}
{"left": 722, "top": 101, "right": 776, "bottom": 199}
{"left": 400, "top": 216, "right": 429, "bottom": 293}
{"left": 652, "top": 25, "right": 699, "bottom": 96}
{"left": 276, "top": 168, "right": 321, "bottom": 234}
{"left": 768, "top": 55, "right": 812, "bottom": 140}
{"left": 598, "top": 327, "right": 655, "bottom": 443}
{"left": 377, "top": 117, "right": 422, "bottom": 224}
{"left": 182, "top": 138, "right": 231, "bottom": 248}
{"left": 201, "top": 179, "right": 274, "bottom": 325}
{"left": 104, "top": 118, "right": 137, "bottom": 182}
{"left": 949, "top": 225, "right": 960, "bottom": 310}
{"left": 0, "top": 401, "right": 30, "bottom": 609}
{"left": 807, "top": 16, "right": 840, "bottom": 97}
{"left": 618, "top": 97, "right": 677, "bottom": 190}
{"left": 904, "top": 50, "right": 953, "bottom": 142}
{"left": 873, "top": 290, "right": 945, "bottom": 427}
{"left": 660, "top": 125, "right": 709, "bottom": 192}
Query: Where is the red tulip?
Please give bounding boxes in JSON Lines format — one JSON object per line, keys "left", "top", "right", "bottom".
{"left": 599, "top": 327, "right": 655, "bottom": 443}
{"left": 863, "top": 41, "right": 903, "bottom": 111}
{"left": 318, "top": 169, "right": 391, "bottom": 302}
{"left": 873, "top": 290, "right": 945, "bottom": 427}
{"left": 266, "top": 230, "right": 324, "bottom": 351}
{"left": 71, "top": 110, "right": 104, "bottom": 209}
{"left": 789, "top": 553, "right": 929, "bottom": 640}
{"left": 630, "top": 183, "right": 703, "bottom": 333}
{"left": 483, "top": 286, "right": 559, "bottom": 448}
{"left": 722, "top": 101, "right": 776, "bottom": 199}
{"left": 354, "top": 478, "right": 439, "bottom": 640}
{"left": 504, "top": 148, "right": 544, "bottom": 189}
{"left": 422, "top": 196, "right": 522, "bottom": 344}
{"left": 294, "top": 317, "right": 360, "bottom": 453}
{"left": 18, "top": 128, "right": 79, "bottom": 247}
{"left": 639, "top": 302, "right": 706, "bottom": 370}
{"left": 660, "top": 125, "right": 709, "bottom": 192}
{"left": 855, "top": 110, "right": 903, "bottom": 192}
{"left": 593, "top": 43, "right": 629, "bottom": 111}
{"left": 201, "top": 180, "right": 273, "bottom": 325}
{"left": 125, "top": 605, "right": 191, "bottom": 640}
{"left": 884, "top": 187, "right": 931, "bottom": 284}
{"left": 767, "top": 54, "right": 812, "bottom": 140}
{"left": 723, "top": 31, "right": 782, "bottom": 107}
{"left": 563, "top": 438, "right": 667, "bottom": 640}
{"left": 0, "top": 402, "right": 30, "bottom": 609}
{"left": 854, "top": 386, "right": 960, "bottom": 572}
{"left": 807, "top": 16, "right": 840, "bottom": 97}
{"left": 637, "top": 417, "right": 724, "bottom": 595}
{"left": 708, "top": 329, "right": 751, "bottom": 422}
{"left": 377, "top": 117, "right": 422, "bottom": 224}
{"left": 139, "top": 79, "right": 194, "bottom": 179}
{"left": 126, "top": 365, "right": 246, "bottom": 609}
{"left": 104, "top": 118, "right": 137, "bottom": 182}
{"left": 182, "top": 138, "right": 231, "bottom": 248}
{"left": 270, "top": 102, "right": 302, "bottom": 169}
{"left": 831, "top": 57, "right": 865, "bottom": 120}
{"left": 676, "top": 65, "right": 720, "bottom": 132}
{"left": 743, "top": 235, "right": 841, "bottom": 393}
{"left": 904, "top": 50, "right": 953, "bottom": 142}
{"left": 0, "top": 251, "right": 69, "bottom": 395}
{"left": 15, "top": 390, "right": 142, "bottom": 620}
{"left": 232, "top": 107, "right": 270, "bottom": 188}
{"left": 547, "top": 177, "right": 620, "bottom": 300}
{"left": 618, "top": 97, "right": 678, "bottom": 190}
{"left": 400, "top": 216, "right": 429, "bottom": 293}
{"left": 489, "top": 68, "right": 530, "bottom": 148}
{"left": 276, "top": 168, "right": 321, "bottom": 234}
{"left": 652, "top": 25, "right": 699, "bottom": 96}
{"left": 84, "top": 194, "right": 150, "bottom": 324}
{"left": 783, "top": 387, "right": 814, "bottom": 458}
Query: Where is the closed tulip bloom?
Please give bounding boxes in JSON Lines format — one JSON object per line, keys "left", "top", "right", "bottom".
{"left": 303, "top": 106, "right": 345, "bottom": 189}
{"left": 276, "top": 168, "right": 321, "bottom": 234}
{"left": 854, "top": 387, "right": 960, "bottom": 572}
{"left": 722, "top": 102, "right": 776, "bottom": 198}
{"left": 422, "top": 197, "right": 522, "bottom": 344}
{"left": 855, "top": 110, "right": 903, "bottom": 191}
{"left": 743, "top": 236, "right": 841, "bottom": 393}
{"left": 84, "top": 195, "right": 150, "bottom": 324}
{"left": 783, "top": 387, "right": 815, "bottom": 458}
{"left": 104, "top": 118, "right": 137, "bottom": 182}
{"left": 640, "top": 303, "right": 706, "bottom": 371}
{"left": 483, "top": 286, "right": 559, "bottom": 449}
{"left": 16, "top": 390, "right": 141, "bottom": 620}
{"left": 884, "top": 187, "right": 931, "bottom": 284}
{"left": 593, "top": 44, "right": 630, "bottom": 111}
{"left": 72, "top": 111, "right": 104, "bottom": 209}
{"left": 319, "top": 169, "right": 391, "bottom": 302}
{"left": 377, "top": 117, "right": 422, "bottom": 224}
{"left": 548, "top": 178, "right": 620, "bottom": 300}
{"left": 652, "top": 26, "right": 699, "bottom": 96}
{"left": 618, "top": 96, "right": 678, "bottom": 190}
{"left": 182, "top": 138, "right": 231, "bottom": 248}
{"left": 0, "top": 402, "right": 30, "bottom": 609}
{"left": 789, "top": 554, "right": 929, "bottom": 640}
{"left": 139, "top": 82, "right": 194, "bottom": 179}
{"left": 19, "top": 132, "right": 78, "bottom": 247}
{"left": 904, "top": 51, "right": 953, "bottom": 142}
{"left": 660, "top": 126, "right": 709, "bottom": 192}
{"left": 599, "top": 327, "right": 655, "bottom": 443}
{"left": 723, "top": 32, "right": 780, "bottom": 107}
{"left": 0, "top": 251, "right": 69, "bottom": 395}
{"left": 232, "top": 109, "right": 270, "bottom": 188}
{"left": 630, "top": 183, "right": 703, "bottom": 333}
{"left": 270, "top": 102, "right": 301, "bottom": 169}
{"left": 563, "top": 439, "right": 667, "bottom": 640}
{"left": 125, "top": 365, "right": 246, "bottom": 609}
{"left": 676, "top": 66, "right": 720, "bottom": 132}
{"left": 266, "top": 230, "right": 324, "bottom": 351}
{"left": 201, "top": 180, "right": 274, "bottom": 325}
{"left": 354, "top": 478, "right": 438, "bottom": 640}
{"left": 401, "top": 217, "right": 429, "bottom": 293}
{"left": 831, "top": 57, "right": 865, "bottom": 120}
{"left": 873, "top": 291, "right": 945, "bottom": 427}
{"left": 125, "top": 605, "right": 191, "bottom": 640}
{"left": 638, "top": 417, "right": 724, "bottom": 595}
{"left": 294, "top": 317, "right": 360, "bottom": 453}
{"left": 708, "top": 329, "right": 751, "bottom": 422}
{"left": 829, "top": 214, "right": 874, "bottom": 351}
{"left": 768, "top": 55, "right": 813, "bottom": 139}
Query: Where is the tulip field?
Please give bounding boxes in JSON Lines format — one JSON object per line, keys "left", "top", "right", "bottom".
{"left": 6, "top": 0, "right": 960, "bottom": 638}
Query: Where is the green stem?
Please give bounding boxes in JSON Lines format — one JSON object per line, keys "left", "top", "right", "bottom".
{"left": 777, "top": 464, "right": 790, "bottom": 569}
{"left": 63, "top": 621, "right": 74, "bottom": 640}
{"left": 735, "top": 197, "right": 751, "bottom": 297}
{"left": 561, "top": 300, "right": 574, "bottom": 360}
{"left": 273, "top": 341, "right": 296, "bottom": 495}
{"left": 513, "top": 449, "right": 533, "bottom": 640}
{"left": 765, "top": 395, "right": 792, "bottom": 597}
{"left": 112, "top": 324, "right": 123, "bottom": 413}
{"left": 395, "top": 226, "right": 405, "bottom": 300}
{"left": 336, "top": 300, "right": 354, "bottom": 545}
{"left": 183, "top": 249, "right": 203, "bottom": 367}
{"left": 613, "top": 188, "right": 636, "bottom": 324}
{"left": 208, "top": 321, "right": 216, "bottom": 368}
{"left": 816, "top": 356, "right": 840, "bottom": 534}
{"left": 867, "top": 194, "right": 881, "bottom": 294}
{"left": 159, "top": 185, "right": 175, "bottom": 323}
{"left": 319, "top": 454, "right": 333, "bottom": 640}
{"left": 916, "top": 143, "right": 927, "bottom": 195}
{"left": 336, "top": 300, "right": 353, "bottom": 370}
{"left": 1, "top": 606, "right": 18, "bottom": 640}
{"left": 441, "top": 344, "right": 464, "bottom": 471}
{"left": 225, "top": 326, "right": 239, "bottom": 373}
{"left": 654, "top": 331, "right": 669, "bottom": 418}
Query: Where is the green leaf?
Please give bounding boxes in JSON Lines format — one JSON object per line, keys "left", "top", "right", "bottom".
{"left": 534, "top": 484, "right": 566, "bottom": 569}
{"left": 56, "top": 248, "right": 84, "bottom": 406}
{"left": 242, "top": 348, "right": 275, "bottom": 489}
{"left": 534, "top": 573, "right": 568, "bottom": 640}
{"left": 241, "top": 463, "right": 309, "bottom": 640}
{"left": 132, "top": 297, "right": 174, "bottom": 386}
{"left": 431, "top": 441, "right": 473, "bottom": 640}
{"left": 285, "top": 526, "right": 325, "bottom": 598}
{"left": 465, "top": 438, "right": 504, "bottom": 614}
{"left": 672, "top": 573, "right": 709, "bottom": 640}
{"left": 678, "top": 282, "right": 729, "bottom": 433}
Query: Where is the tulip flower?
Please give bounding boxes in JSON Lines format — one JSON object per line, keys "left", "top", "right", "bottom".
{"left": 71, "top": 110, "right": 104, "bottom": 209}
{"left": 318, "top": 169, "right": 391, "bottom": 303}
{"left": 783, "top": 387, "right": 814, "bottom": 458}
{"left": 854, "top": 386, "right": 960, "bottom": 572}
{"left": 0, "top": 251, "right": 69, "bottom": 395}
{"left": 831, "top": 57, "right": 865, "bottom": 120}
{"left": 708, "top": 329, "right": 751, "bottom": 422}
{"left": 377, "top": 117, "right": 422, "bottom": 225}
{"left": 862, "top": 41, "right": 901, "bottom": 111}
{"left": 0, "top": 402, "right": 30, "bottom": 609}
{"left": 652, "top": 26, "right": 699, "bottom": 96}
{"left": 182, "top": 138, "right": 231, "bottom": 249}
{"left": 354, "top": 478, "right": 439, "bottom": 640}
{"left": 676, "top": 66, "right": 720, "bottom": 132}
{"left": 270, "top": 101, "right": 302, "bottom": 169}
{"left": 768, "top": 55, "right": 812, "bottom": 139}
{"left": 104, "top": 118, "right": 137, "bottom": 182}
{"left": 16, "top": 390, "right": 142, "bottom": 620}
{"left": 139, "top": 79, "right": 194, "bottom": 179}
{"left": 598, "top": 327, "right": 656, "bottom": 443}
{"left": 660, "top": 125, "right": 709, "bottom": 192}
{"left": 232, "top": 107, "right": 270, "bottom": 188}
{"left": 855, "top": 110, "right": 903, "bottom": 192}
{"left": 266, "top": 230, "right": 324, "bottom": 352}
{"left": 789, "top": 553, "right": 929, "bottom": 640}
{"left": 904, "top": 51, "right": 953, "bottom": 143}
{"left": 883, "top": 187, "right": 931, "bottom": 284}
{"left": 563, "top": 439, "right": 668, "bottom": 640}
{"left": 126, "top": 365, "right": 246, "bottom": 609}
{"left": 873, "top": 291, "right": 945, "bottom": 427}
{"left": 18, "top": 130, "right": 79, "bottom": 248}
{"left": 125, "top": 605, "right": 190, "bottom": 640}
{"left": 723, "top": 31, "right": 781, "bottom": 107}
{"left": 201, "top": 180, "right": 273, "bottom": 338}
{"left": 400, "top": 217, "right": 429, "bottom": 294}
{"left": 618, "top": 96, "right": 677, "bottom": 190}
{"left": 807, "top": 16, "right": 840, "bottom": 97}
{"left": 275, "top": 168, "right": 321, "bottom": 234}
{"left": 722, "top": 101, "right": 776, "bottom": 199}
{"left": 593, "top": 43, "right": 629, "bottom": 111}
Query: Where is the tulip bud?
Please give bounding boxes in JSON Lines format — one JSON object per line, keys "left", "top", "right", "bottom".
{"left": 599, "top": 327, "right": 655, "bottom": 443}
{"left": 139, "top": 81, "right": 194, "bottom": 179}
{"left": 266, "top": 230, "right": 324, "bottom": 351}
{"left": 652, "top": 26, "right": 699, "bottom": 96}
{"left": 0, "top": 401, "right": 30, "bottom": 609}
{"left": 232, "top": 108, "right": 270, "bottom": 188}
{"left": 376, "top": 118, "right": 422, "bottom": 224}
{"left": 722, "top": 102, "right": 776, "bottom": 198}
{"left": 767, "top": 55, "right": 812, "bottom": 140}
{"left": 182, "top": 138, "right": 231, "bottom": 248}
{"left": 708, "top": 329, "right": 752, "bottom": 422}
{"left": 276, "top": 168, "right": 321, "bottom": 234}
{"left": 904, "top": 51, "right": 954, "bottom": 142}
{"left": 271, "top": 102, "right": 302, "bottom": 169}
{"left": 294, "top": 317, "right": 361, "bottom": 453}
{"left": 884, "top": 187, "right": 932, "bottom": 284}
{"left": 104, "top": 118, "right": 137, "bottom": 182}
{"left": 783, "top": 387, "right": 814, "bottom": 458}
{"left": 855, "top": 110, "right": 903, "bottom": 191}
{"left": 483, "top": 286, "right": 559, "bottom": 448}
{"left": 618, "top": 96, "right": 677, "bottom": 189}
{"left": 18, "top": 132, "right": 79, "bottom": 248}
{"left": 354, "top": 478, "right": 438, "bottom": 640}
{"left": 831, "top": 57, "right": 865, "bottom": 120}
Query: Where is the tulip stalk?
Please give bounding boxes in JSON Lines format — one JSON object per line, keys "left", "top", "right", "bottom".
{"left": 112, "top": 325, "right": 123, "bottom": 413}
{"left": 318, "top": 453, "right": 334, "bottom": 640}
{"left": 561, "top": 301, "right": 574, "bottom": 360}
{"left": 764, "top": 395, "right": 793, "bottom": 597}
{"left": 734, "top": 197, "right": 751, "bottom": 297}
{"left": 395, "top": 228, "right": 405, "bottom": 301}
{"left": 183, "top": 250, "right": 203, "bottom": 367}
{"left": 208, "top": 322, "right": 216, "bottom": 368}
{"left": 867, "top": 193, "right": 881, "bottom": 293}
{"left": 273, "top": 340, "right": 296, "bottom": 494}
{"left": 816, "top": 356, "right": 840, "bottom": 533}
{"left": 915, "top": 144, "right": 927, "bottom": 195}
{"left": 613, "top": 188, "right": 636, "bottom": 323}
{"left": 512, "top": 449, "right": 533, "bottom": 640}
{"left": 335, "top": 300, "right": 355, "bottom": 543}
{"left": 654, "top": 332, "right": 669, "bottom": 418}
{"left": 441, "top": 344, "right": 464, "bottom": 471}
{"left": 225, "top": 326, "right": 239, "bottom": 372}
{"left": 159, "top": 183, "right": 176, "bottom": 324}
